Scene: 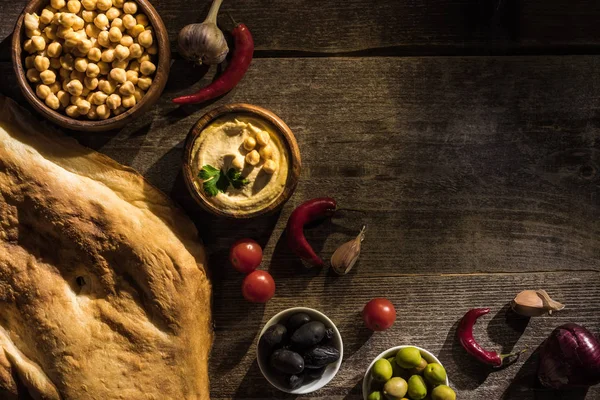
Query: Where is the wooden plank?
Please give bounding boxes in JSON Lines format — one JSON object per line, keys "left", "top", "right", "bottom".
{"left": 6, "top": 0, "right": 600, "bottom": 54}
{"left": 1, "top": 55, "right": 599, "bottom": 276}
{"left": 208, "top": 271, "right": 600, "bottom": 399}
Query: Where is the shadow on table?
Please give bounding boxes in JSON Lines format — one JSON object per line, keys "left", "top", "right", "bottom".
{"left": 231, "top": 359, "right": 297, "bottom": 399}
{"left": 342, "top": 379, "right": 363, "bottom": 400}
{"left": 487, "top": 304, "right": 529, "bottom": 354}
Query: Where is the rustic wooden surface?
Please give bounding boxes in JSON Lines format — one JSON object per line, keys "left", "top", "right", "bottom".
{"left": 1, "top": 0, "right": 600, "bottom": 399}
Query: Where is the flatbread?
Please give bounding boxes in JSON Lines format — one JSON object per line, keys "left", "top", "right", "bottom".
{"left": 0, "top": 95, "right": 212, "bottom": 400}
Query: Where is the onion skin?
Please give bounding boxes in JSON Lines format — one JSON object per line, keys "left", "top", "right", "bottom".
{"left": 539, "top": 323, "right": 600, "bottom": 389}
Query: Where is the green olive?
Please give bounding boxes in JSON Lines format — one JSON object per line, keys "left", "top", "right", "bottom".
{"left": 367, "top": 390, "right": 383, "bottom": 400}
{"left": 383, "top": 377, "right": 408, "bottom": 400}
{"left": 423, "top": 363, "right": 447, "bottom": 386}
{"left": 395, "top": 347, "right": 422, "bottom": 369}
{"left": 409, "top": 357, "right": 428, "bottom": 375}
{"left": 431, "top": 385, "right": 456, "bottom": 400}
{"left": 407, "top": 375, "right": 427, "bottom": 400}
{"left": 372, "top": 358, "right": 393, "bottom": 382}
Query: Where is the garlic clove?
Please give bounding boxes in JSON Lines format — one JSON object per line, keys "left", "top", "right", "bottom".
{"left": 330, "top": 226, "right": 366, "bottom": 275}
{"left": 511, "top": 289, "right": 565, "bottom": 317}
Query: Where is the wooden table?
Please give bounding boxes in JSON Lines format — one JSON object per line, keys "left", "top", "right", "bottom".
{"left": 1, "top": 1, "right": 599, "bottom": 399}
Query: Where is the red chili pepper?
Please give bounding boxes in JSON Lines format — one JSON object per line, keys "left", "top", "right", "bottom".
{"left": 458, "top": 308, "right": 525, "bottom": 367}
{"left": 286, "top": 198, "right": 337, "bottom": 267}
{"left": 173, "top": 23, "right": 254, "bottom": 105}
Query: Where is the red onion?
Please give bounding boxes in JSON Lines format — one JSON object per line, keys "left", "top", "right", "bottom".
{"left": 538, "top": 323, "right": 600, "bottom": 389}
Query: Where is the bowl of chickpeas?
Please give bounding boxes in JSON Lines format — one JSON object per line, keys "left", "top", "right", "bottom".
{"left": 12, "top": 0, "right": 170, "bottom": 131}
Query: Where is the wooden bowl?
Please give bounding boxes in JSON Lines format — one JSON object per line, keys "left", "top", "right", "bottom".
{"left": 12, "top": 0, "right": 170, "bottom": 132}
{"left": 182, "top": 104, "right": 302, "bottom": 219}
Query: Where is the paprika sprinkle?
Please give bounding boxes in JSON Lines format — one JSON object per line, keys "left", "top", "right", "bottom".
{"left": 458, "top": 308, "right": 526, "bottom": 367}
{"left": 173, "top": 19, "right": 254, "bottom": 105}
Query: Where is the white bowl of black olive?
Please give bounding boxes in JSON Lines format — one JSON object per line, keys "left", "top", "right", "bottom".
{"left": 257, "top": 307, "right": 344, "bottom": 394}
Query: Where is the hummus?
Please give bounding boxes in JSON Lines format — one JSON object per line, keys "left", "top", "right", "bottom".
{"left": 190, "top": 114, "right": 289, "bottom": 214}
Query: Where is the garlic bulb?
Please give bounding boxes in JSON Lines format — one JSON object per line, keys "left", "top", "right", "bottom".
{"left": 330, "top": 226, "right": 366, "bottom": 275}
{"left": 511, "top": 289, "right": 565, "bottom": 317}
{"left": 177, "top": 0, "right": 229, "bottom": 65}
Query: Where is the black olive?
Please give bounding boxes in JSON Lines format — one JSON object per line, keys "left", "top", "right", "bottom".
{"left": 259, "top": 324, "right": 287, "bottom": 356}
{"left": 286, "top": 312, "right": 311, "bottom": 333}
{"left": 286, "top": 374, "right": 304, "bottom": 390}
{"left": 290, "top": 321, "right": 326, "bottom": 349}
{"left": 304, "top": 366, "right": 326, "bottom": 380}
{"left": 303, "top": 345, "right": 340, "bottom": 369}
{"left": 270, "top": 349, "right": 304, "bottom": 375}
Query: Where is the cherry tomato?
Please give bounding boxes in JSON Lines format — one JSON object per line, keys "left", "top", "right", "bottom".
{"left": 242, "top": 270, "right": 275, "bottom": 303}
{"left": 230, "top": 238, "right": 263, "bottom": 274}
{"left": 362, "top": 298, "right": 396, "bottom": 331}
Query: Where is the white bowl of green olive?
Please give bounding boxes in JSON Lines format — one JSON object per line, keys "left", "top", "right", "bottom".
{"left": 363, "top": 345, "right": 455, "bottom": 400}
{"left": 257, "top": 307, "right": 343, "bottom": 394}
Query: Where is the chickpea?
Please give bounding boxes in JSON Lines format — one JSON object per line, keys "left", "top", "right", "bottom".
{"left": 70, "top": 95, "right": 83, "bottom": 105}
{"left": 97, "top": 61, "right": 110, "bottom": 75}
{"left": 255, "top": 131, "right": 270, "bottom": 146}
{"left": 34, "top": 55, "right": 50, "bottom": 72}
{"left": 128, "top": 43, "right": 142, "bottom": 59}
{"left": 64, "top": 31, "right": 83, "bottom": 47}
{"left": 122, "top": 1, "right": 137, "bottom": 14}
{"left": 138, "top": 31, "right": 153, "bottom": 50}
{"left": 118, "top": 80, "right": 134, "bottom": 95}
{"left": 112, "top": 0, "right": 124, "bottom": 7}
{"left": 147, "top": 44, "right": 157, "bottom": 55}
{"left": 118, "top": 34, "right": 133, "bottom": 47}
{"left": 46, "top": 42, "right": 62, "bottom": 58}
{"left": 111, "top": 17, "right": 124, "bottom": 31}
{"left": 87, "top": 48, "right": 101, "bottom": 62}
{"left": 138, "top": 53, "right": 151, "bottom": 63}
{"left": 128, "top": 59, "right": 140, "bottom": 72}
{"left": 109, "top": 67, "right": 126, "bottom": 83}
{"left": 65, "top": 104, "right": 80, "bottom": 117}
{"left": 121, "top": 94, "right": 136, "bottom": 108}
{"left": 56, "top": 25, "right": 73, "bottom": 39}
{"left": 94, "top": 13, "right": 109, "bottom": 30}
{"left": 23, "top": 39, "right": 35, "bottom": 54}
{"left": 87, "top": 105, "right": 98, "bottom": 120}
{"left": 140, "top": 60, "right": 155, "bottom": 75}
{"left": 50, "top": 57, "right": 62, "bottom": 69}
{"left": 39, "top": 9, "right": 54, "bottom": 24}
{"left": 86, "top": 62, "right": 100, "bottom": 77}
{"left": 62, "top": 79, "right": 70, "bottom": 91}
{"left": 60, "top": 54, "right": 74, "bottom": 70}
{"left": 136, "top": 76, "right": 152, "bottom": 90}
{"left": 81, "top": 0, "right": 96, "bottom": 11}
{"left": 45, "top": 93, "right": 60, "bottom": 109}
{"left": 90, "top": 91, "right": 107, "bottom": 105}
{"left": 231, "top": 156, "right": 244, "bottom": 171}
{"left": 97, "top": 31, "right": 111, "bottom": 47}
{"left": 26, "top": 28, "right": 42, "bottom": 39}
{"left": 24, "top": 55, "right": 35, "bottom": 69}
{"left": 98, "top": 78, "right": 117, "bottom": 94}
{"left": 128, "top": 24, "right": 144, "bottom": 38}
{"left": 48, "top": 82, "right": 61, "bottom": 94}
{"left": 97, "top": 0, "right": 111, "bottom": 10}
{"left": 83, "top": 23, "right": 99, "bottom": 39}
{"left": 72, "top": 16, "right": 85, "bottom": 31}
{"left": 44, "top": 25, "right": 57, "bottom": 40}
{"left": 36, "top": 84, "right": 52, "bottom": 100}
{"left": 135, "top": 13, "right": 148, "bottom": 26}
{"left": 84, "top": 76, "right": 98, "bottom": 90}
{"left": 243, "top": 136, "right": 256, "bottom": 151}
{"left": 31, "top": 36, "right": 46, "bottom": 51}
{"left": 52, "top": 12, "right": 62, "bottom": 24}
{"left": 82, "top": 10, "right": 96, "bottom": 23}
{"left": 77, "top": 39, "right": 92, "bottom": 55}
{"left": 106, "top": 93, "right": 121, "bottom": 109}
{"left": 108, "top": 26, "right": 122, "bottom": 42}
{"left": 59, "top": 67, "right": 70, "bottom": 79}
{"left": 109, "top": 45, "right": 128, "bottom": 62}
{"left": 66, "top": 0, "right": 80, "bottom": 13}
{"left": 73, "top": 57, "right": 87, "bottom": 73}
{"left": 245, "top": 150, "right": 260, "bottom": 166}
{"left": 133, "top": 87, "right": 145, "bottom": 102}
{"left": 113, "top": 105, "right": 126, "bottom": 115}
{"left": 259, "top": 145, "right": 273, "bottom": 160}
{"left": 58, "top": 12, "right": 76, "bottom": 27}
{"left": 24, "top": 13, "right": 40, "bottom": 31}
{"left": 112, "top": 59, "right": 128, "bottom": 69}
{"left": 96, "top": 104, "right": 111, "bottom": 119}
{"left": 50, "top": 0, "right": 66, "bottom": 9}
{"left": 40, "top": 70, "right": 57, "bottom": 84}
{"left": 66, "top": 79, "right": 83, "bottom": 96}
{"left": 26, "top": 68, "right": 41, "bottom": 83}
{"left": 262, "top": 160, "right": 277, "bottom": 174}
{"left": 81, "top": 86, "right": 91, "bottom": 96}
{"left": 122, "top": 14, "right": 135, "bottom": 29}
{"left": 101, "top": 48, "right": 115, "bottom": 62}
{"left": 57, "top": 90, "right": 70, "bottom": 108}
{"left": 76, "top": 98, "right": 91, "bottom": 113}
{"left": 106, "top": 7, "right": 120, "bottom": 20}
{"left": 125, "top": 69, "right": 138, "bottom": 85}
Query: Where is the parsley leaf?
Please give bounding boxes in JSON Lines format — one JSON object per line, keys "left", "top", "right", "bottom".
{"left": 198, "top": 164, "right": 249, "bottom": 197}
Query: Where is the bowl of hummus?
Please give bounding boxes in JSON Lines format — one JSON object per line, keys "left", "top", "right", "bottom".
{"left": 183, "top": 104, "right": 301, "bottom": 218}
